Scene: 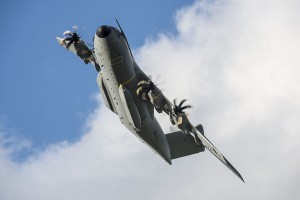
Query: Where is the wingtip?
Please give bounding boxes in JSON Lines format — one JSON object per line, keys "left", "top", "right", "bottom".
{"left": 237, "top": 173, "right": 245, "bottom": 183}
{"left": 240, "top": 174, "right": 245, "bottom": 183}
{"left": 56, "top": 37, "right": 63, "bottom": 45}
{"left": 224, "top": 157, "right": 245, "bottom": 183}
{"left": 239, "top": 175, "right": 245, "bottom": 183}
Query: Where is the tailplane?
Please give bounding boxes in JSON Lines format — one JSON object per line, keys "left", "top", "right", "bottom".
{"left": 166, "top": 124, "right": 205, "bottom": 159}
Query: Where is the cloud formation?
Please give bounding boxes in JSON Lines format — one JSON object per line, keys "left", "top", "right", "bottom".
{"left": 1, "top": 0, "right": 300, "bottom": 199}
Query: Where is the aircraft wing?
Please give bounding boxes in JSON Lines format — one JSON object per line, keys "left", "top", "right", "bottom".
{"left": 56, "top": 36, "right": 99, "bottom": 71}
{"left": 135, "top": 66, "right": 176, "bottom": 118}
{"left": 56, "top": 37, "right": 78, "bottom": 55}
{"left": 191, "top": 125, "right": 245, "bottom": 182}
{"left": 136, "top": 72, "right": 244, "bottom": 182}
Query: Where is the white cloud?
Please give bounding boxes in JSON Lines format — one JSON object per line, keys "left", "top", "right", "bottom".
{"left": 1, "top": 0, "right": 300, "bottom": 199}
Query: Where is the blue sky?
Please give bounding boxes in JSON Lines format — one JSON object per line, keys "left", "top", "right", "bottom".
{"left": 1, "top": 1, "right": 300, "bottom": 199}
{"left": 0, "top": 0, "right": 194, "bottom": 153}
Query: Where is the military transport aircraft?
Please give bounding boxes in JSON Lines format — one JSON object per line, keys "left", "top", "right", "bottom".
{"left": 56, "top": 20, "right": 244, "bottom": 182}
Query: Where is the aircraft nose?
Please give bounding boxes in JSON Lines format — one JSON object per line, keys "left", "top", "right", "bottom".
{"left": 96, "top": 25, "right": 111, "bottom": 38}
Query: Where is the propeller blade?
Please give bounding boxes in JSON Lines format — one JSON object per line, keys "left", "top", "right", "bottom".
{"left": 66, "top": 42, "right": 71, "bottom": 48}
{"left": 72, "top": 26, "right": 78, "bottom": 31}
{"left": 63, "top": 30, "right": 72, "bottom": 36}
{"left": 179, "top": 99, "right": 187, "bottom": 107}
{"left": 137, "top": 80, "right": 148, "bottom": 87}
{"left": 136, "top": 78, "right": 155, "bottom": 96}
{"left": 180, "top": 105, "right": 192, "bottom": 111}
{"left": 136, "top": 86, "right": 143, "bottom": 95}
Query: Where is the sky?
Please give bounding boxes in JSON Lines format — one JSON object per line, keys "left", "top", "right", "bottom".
{"left": 1, "top": 0, "right": 300, "bottom": 200}
{"left": 0, "top": 0, "right": 195, "bottom": 153}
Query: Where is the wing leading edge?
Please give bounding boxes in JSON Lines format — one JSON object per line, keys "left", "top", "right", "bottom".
{"left": 166, "top": 122, "right": 244, "bottom": 182}
{"left": 135, "top": 76, "right": 244, "bottom": 182}
{"left": 191, "top": 126, "right": 245, "bottom": 182}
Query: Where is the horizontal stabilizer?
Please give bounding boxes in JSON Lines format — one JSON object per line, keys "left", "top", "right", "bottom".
{"left": 166, "top": 131, "right": 204, "bottom": 159}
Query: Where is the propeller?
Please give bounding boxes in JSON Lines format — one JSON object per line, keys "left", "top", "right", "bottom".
{"left": 136, "top": 79, "right": 155, "bottom": 96}
{"left": 173, "top": 99, "right": 192, "bottom": 115}
{"left": 64, "top": 26, "right": 81, "bottom": 49}
{"left": 136, "top": 74, "right": 162, "bottom": 96}
{"left": 80, "top": 26, "right": 94, "bottom": 48}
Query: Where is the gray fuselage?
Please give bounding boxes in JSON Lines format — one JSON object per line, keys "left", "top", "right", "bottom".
{"left": 93, "top": 25, "right": 171, "bottom": 164}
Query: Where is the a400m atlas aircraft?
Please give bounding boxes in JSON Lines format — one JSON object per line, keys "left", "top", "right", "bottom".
{"left": 56, "top": 20, "right": 244, "bottom": 182}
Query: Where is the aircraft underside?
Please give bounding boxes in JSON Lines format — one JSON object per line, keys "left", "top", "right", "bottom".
{"left": 56, "top": 21, "right": 244, "bottom": 182}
